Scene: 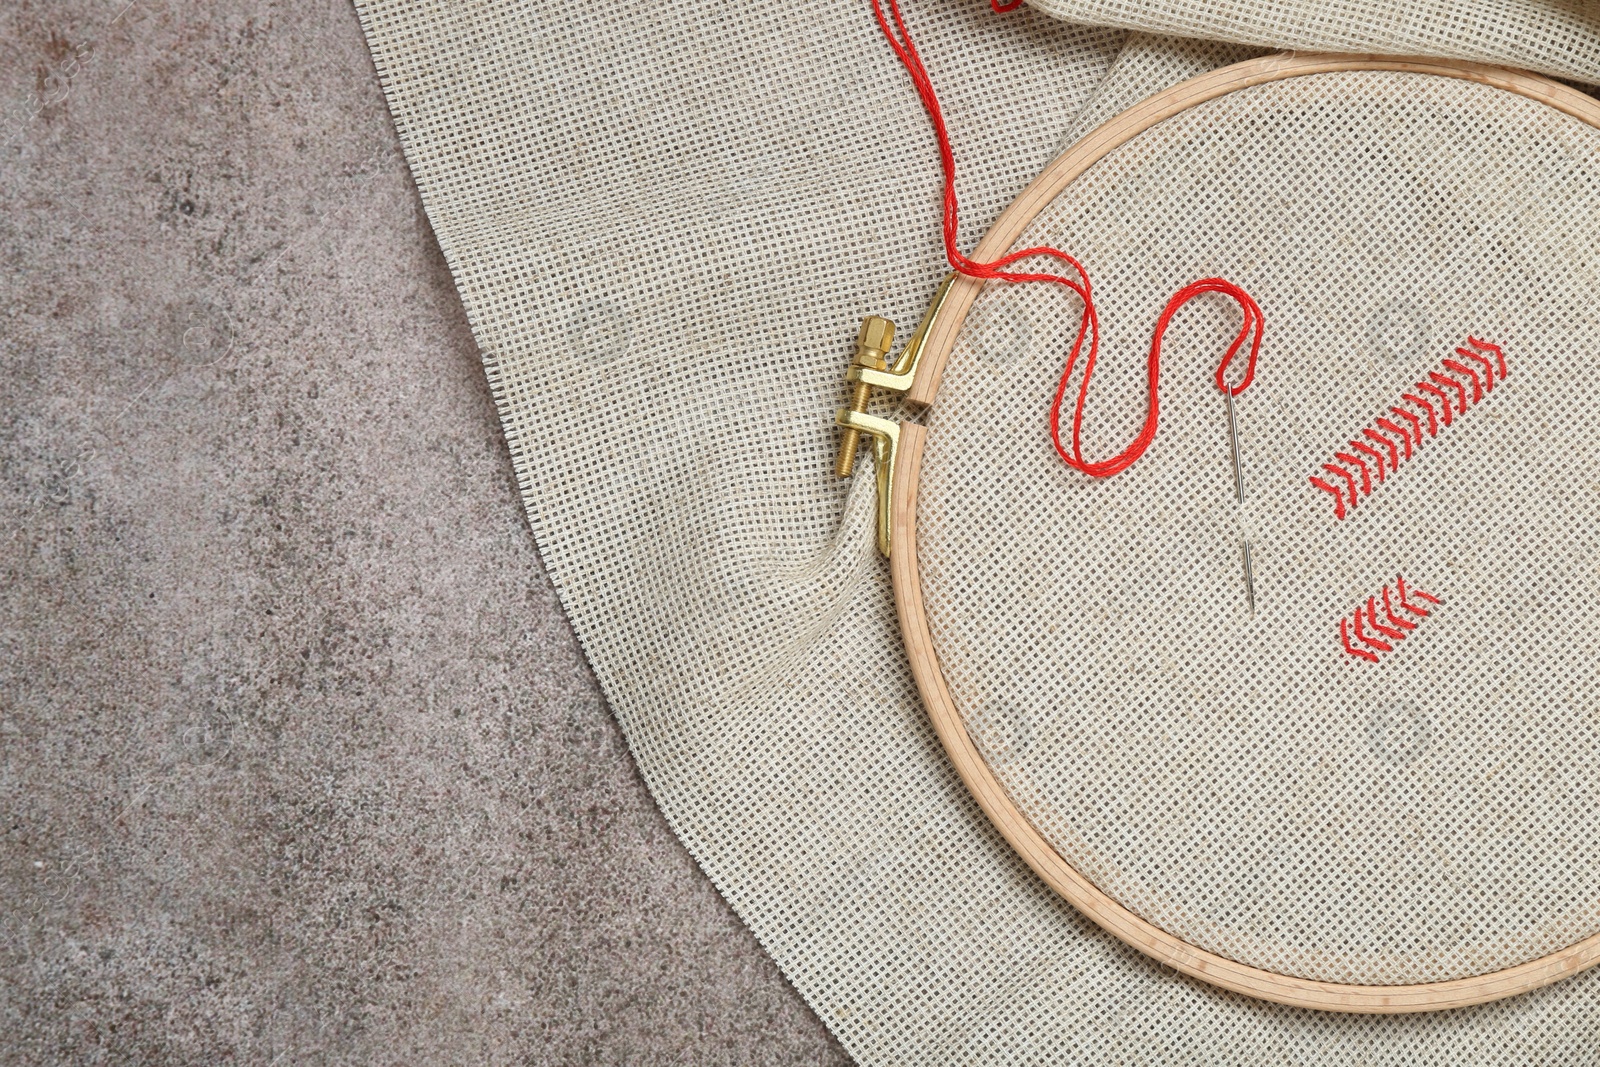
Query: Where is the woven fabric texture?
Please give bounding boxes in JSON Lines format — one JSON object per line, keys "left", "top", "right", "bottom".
{"left": 921, "top": 68, "right": 1600, "bottom": 986}
{"left": 1028, "top": 0, "right": 1600, "bottom": 83}
{"left": 350, "top": 0, "right": 1600, "bottom": 1060}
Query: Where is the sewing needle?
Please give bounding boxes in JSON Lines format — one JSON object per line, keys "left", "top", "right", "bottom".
{"left": 1225, "top": 389, "right": 1244, "bottom": 505}
{"left": 1241, "top": 538, "right": 1256, "bottom": 615}
{"left": 1225, "top": 388, "right": 1255, "bottom": 614}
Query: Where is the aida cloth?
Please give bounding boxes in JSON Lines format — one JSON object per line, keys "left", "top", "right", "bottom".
{"left": 351, "top": 0, "right": 1600, "bottom": 1060}
{"left": 922, "top": 68, "right": 1600, "bottom": 987}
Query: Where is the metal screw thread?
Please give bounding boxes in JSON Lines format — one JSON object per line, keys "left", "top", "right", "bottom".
{"left": 834, "top": 316, "right": 895, "bottom": 478}
{"left": 835, "top": 380, "right": 875, "bottom": 477}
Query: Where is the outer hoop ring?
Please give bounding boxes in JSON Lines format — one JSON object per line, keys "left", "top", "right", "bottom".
{"left": 890, "top": 52, "right": 1600, "bottom": 1014}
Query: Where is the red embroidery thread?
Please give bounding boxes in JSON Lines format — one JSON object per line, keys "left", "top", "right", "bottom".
{"left": 1310, "top": 338, "right": 1505, "bottom": 518}
{"left": 1340, "top": 576, "right": 1440, "bottom": 663}
{"left": 867, "top": 0, "right": 1265, "bottom": 479}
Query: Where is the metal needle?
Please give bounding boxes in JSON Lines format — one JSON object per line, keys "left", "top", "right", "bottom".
{"left": 1225, "top": 388, "right": 1244, "bottom": 505}
{"left": 1241, "top": 538, "right": 1256, "bottom": 615}
{"left": 1225, "top": 387, "right": 1255, "bottom": 614}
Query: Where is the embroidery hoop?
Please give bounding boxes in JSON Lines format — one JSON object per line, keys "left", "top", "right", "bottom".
{"left": 865, "top": 52, "right": 1600, "bottom": 1014}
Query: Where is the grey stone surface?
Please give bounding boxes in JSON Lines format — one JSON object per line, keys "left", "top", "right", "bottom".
{"left": 0, "top": 1, "right": 851, "bottom": 1063}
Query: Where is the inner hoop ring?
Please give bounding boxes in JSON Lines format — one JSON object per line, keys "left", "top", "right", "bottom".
{"left": 889, "top": 51, "right": 1600, "bottom": 1014}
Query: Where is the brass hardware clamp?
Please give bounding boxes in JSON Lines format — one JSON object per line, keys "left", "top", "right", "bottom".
{"left": 833, "top": 272, "right": 958, "bottom": 557}
{"left": 835, "top": 316, "right": 896, "bottom": 478}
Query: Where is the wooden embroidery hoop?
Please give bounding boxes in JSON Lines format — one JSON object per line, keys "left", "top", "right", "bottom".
{"left": 876, "top": 52, "right": 1600, "bottom": 1014}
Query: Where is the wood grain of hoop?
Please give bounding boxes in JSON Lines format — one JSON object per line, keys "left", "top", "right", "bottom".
{"left": 892, "top": 52, "right": 1600, "bottom": 1013}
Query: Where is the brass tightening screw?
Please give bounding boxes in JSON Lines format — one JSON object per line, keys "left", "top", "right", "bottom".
{"left": 835, "top": 315, "right": 896, "bottom": 477}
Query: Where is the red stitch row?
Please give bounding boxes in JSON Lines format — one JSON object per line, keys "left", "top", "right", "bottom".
{"left": 1310, "top": 337, "right": 1505, "bottom": 519}
{"left": 1339, "top": 575, "right": 1441, "bottom": 663}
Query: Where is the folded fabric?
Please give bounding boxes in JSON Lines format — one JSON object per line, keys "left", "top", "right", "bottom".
{"left": 353, "top": 0, "right": 1600, "bottom": 1060}
{"left": 1031, "top": 0, "right": 1600, "bottom": 83}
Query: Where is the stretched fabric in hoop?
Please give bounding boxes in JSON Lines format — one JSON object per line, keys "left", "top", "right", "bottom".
{"left": 914, "top": 63, "right": 1600, "bottom": 998}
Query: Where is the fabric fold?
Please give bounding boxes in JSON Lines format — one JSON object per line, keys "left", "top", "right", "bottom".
{"left": 1029, "top": 0, "right": 1600, "bottom": 83}
{"left": 351, "top": 0, "right": 1600, "bottom": 1059}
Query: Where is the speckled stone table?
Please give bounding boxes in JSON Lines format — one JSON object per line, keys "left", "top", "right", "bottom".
{"left": 0, "top": 1, "right": 850, "bottom": 1062}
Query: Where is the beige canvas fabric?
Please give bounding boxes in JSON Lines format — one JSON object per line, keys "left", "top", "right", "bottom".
{"left": 1030, "top": 0, "right": 1600, "bottom": 83}
{"left": 350, "top": 0, "right": 1600, "bottom": 1061}
{"left": 921, "top": 68, "right": 1600, "bottom": 987}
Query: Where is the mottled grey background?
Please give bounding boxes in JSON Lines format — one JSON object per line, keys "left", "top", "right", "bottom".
{"left": 0, "top": 1, "right": 849, "bottom": 1063}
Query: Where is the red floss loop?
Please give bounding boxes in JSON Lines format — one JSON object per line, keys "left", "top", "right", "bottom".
{"left": 869, "top": 0, "right": 1265, "bottom": 478}
{"left": 1054, "top": 279, "right": 1264, "bottom": 479}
